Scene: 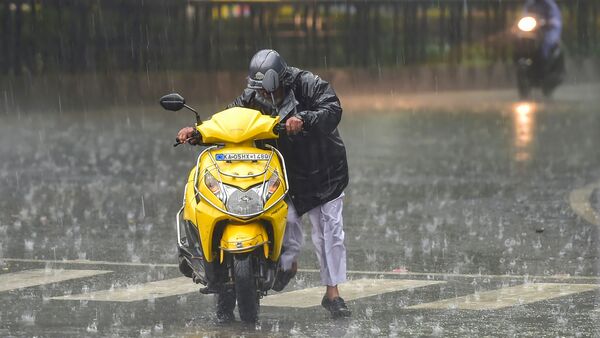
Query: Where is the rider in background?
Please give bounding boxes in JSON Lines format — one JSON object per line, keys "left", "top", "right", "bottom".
{"left": 523, "top": 0, "right": 562, "bottom": 60}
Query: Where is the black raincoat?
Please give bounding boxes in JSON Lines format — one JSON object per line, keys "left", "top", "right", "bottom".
{"left": 228, "top": 67, "right": 349, "bottom": 216}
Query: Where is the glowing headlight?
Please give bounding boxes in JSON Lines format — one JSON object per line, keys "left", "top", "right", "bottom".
{"left": 518, "top": 16, "right": 537, "bottom": 32}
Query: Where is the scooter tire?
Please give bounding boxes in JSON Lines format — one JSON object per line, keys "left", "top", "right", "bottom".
{"left": 233, "top": 254, "right": 259, "bottom": 322}
{"left": 178, "top": 255, "right": 193, "bottom": 278}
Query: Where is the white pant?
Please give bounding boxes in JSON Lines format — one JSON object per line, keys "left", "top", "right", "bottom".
{"left": 279, "top": 193, "right": 347, "bottom": 286}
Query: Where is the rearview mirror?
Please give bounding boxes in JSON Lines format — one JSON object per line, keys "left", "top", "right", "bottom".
{"left": 159, "top": 93, "right": 186, "bottom": 111}
{"left": 262, "top": 69, "right": 279, "bottom": 93}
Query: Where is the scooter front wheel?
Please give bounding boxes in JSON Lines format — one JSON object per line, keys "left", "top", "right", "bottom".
{"left": 233, "top": 254, "right": 259, "bottom": 322}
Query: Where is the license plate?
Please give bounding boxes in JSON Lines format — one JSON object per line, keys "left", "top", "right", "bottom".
{"left": 215, "top": 153, "right": 270, "bottom": 161}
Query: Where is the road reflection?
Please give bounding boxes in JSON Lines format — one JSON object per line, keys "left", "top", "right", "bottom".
{"left": 512, "top": 101, "right": 537, "bottom": 163}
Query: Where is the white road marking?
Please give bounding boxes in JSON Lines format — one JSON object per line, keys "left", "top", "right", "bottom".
{"left": 408, "top": 283, "right": 599, "bottom": 310}
{"left": 262, "top": 278, "right": 445, "bottom": 308}
{"left": 569, "top": 181, "right": 600, "bottom": 226}
{"left": 3, "top": 258, "right": 600, "bottom": 281}
{"left": 50, "top": 277, "right": 198, "bottom": 302}
{"left": 0, "top": 269, "right": 112, "bottom": 293}
{"left": 1, "top": 257, "right": 177, "bottom": 268}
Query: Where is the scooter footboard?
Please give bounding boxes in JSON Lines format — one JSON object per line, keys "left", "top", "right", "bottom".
{"left": 219, "top": 223, "right": 269, "bottom": 263}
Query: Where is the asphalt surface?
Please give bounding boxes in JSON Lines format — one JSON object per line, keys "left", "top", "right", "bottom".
{"left": 2, "top": 84, "right": 600, "bottom": 337}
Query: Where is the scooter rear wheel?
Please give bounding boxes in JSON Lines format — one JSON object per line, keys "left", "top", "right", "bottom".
{"left": 233, "top": 254, "right": 259, "bottom": 322}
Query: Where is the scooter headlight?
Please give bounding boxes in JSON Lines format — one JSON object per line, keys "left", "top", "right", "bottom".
{"left": 225, "top": 187, "right": 263, "bottom": 216}
{"left": 203, "top": 171, "right": 281, "bottom": 217}
{"left": 518, "top": 16, "right": 537, "bottom": 32}
{"left": 264, "top": 171, "right": 281, "bottom": 202}
{"left": 204, "top": 171, "right": 224, "bottom": 200}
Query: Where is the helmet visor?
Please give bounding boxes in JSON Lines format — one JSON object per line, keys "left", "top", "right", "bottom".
{"left": 247, "top": 77, "right": 263, "bottom": 90}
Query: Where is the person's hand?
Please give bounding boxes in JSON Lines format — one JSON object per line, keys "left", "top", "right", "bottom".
{"left": 176, "top": 126, "right": 200, "bottom": 145}
{"left": 285, "top": 116, "right": 303, "bottom": 135}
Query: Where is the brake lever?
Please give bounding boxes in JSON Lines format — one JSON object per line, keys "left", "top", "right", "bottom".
{"left": 174, "top": 137, "right": 192, "bottom": 147}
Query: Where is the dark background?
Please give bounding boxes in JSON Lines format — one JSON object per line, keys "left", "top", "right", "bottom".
{"left": 0, "top": 0, "right": 598, "bottom": 111}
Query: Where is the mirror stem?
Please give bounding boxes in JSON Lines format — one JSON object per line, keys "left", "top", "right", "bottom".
{"left": 184, "top": 104, "right": 202, "bottom": 125}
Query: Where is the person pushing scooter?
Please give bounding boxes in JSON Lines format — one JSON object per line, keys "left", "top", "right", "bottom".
{"left": 177, "top": 49, "right": 351, "bottom": 319}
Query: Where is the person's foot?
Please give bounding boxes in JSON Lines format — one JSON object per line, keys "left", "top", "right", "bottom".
{"left": 215, "top": 289, "right": 236, "bottom": 323}
{"left": 199, "top": 283, "right": 222, "bottom": 294}
{"left": 321, "top": 296, "right": 351, "bottom": 318}
{"left": 216, "top": 310, "right": 235, "bottom": 323}
{"left": 272, "top": 261, "right": 297, "bottom": 292}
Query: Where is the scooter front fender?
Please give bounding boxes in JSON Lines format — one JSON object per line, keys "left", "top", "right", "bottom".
{"left": 219, "top": 223, "right": 269, "bottom": 263}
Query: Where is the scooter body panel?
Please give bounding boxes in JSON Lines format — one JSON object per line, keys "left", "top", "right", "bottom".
{"left": 197, "top": 107, "right": 279, "bottom": 144}
{"left": 219, "top": 222, "right": 269, "bottom": 260}
{"left": 180, "top": 107, "right": 288, "bottom": 266}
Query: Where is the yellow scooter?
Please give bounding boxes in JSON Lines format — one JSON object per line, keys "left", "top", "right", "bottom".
{"left": 159, "top": 71, "right": 288, "bottom": 322}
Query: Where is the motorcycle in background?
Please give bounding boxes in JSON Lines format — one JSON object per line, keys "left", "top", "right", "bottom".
{"left": 513, "top": 15, "right": 565, "bottom": 99}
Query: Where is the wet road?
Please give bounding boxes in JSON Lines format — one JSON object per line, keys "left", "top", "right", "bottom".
{"left": 2, "top": 85, "right": 600, "bottom": 336}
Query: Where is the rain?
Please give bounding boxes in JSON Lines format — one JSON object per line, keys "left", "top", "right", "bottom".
{"left": 1, "top": 0, "right": 600, "bottom": 336}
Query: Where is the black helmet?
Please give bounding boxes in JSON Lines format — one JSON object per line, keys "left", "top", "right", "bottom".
{"left": 247, "top": 49, "right": 288, "bottom": 90}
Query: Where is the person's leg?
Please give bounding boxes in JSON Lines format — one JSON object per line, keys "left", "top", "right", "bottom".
{"left": 272, "top": 201, "right": 303, "bottom": 291}
{"left": 541, "top": 26, "right": 561, "bottom": 60}
{"left": 279, "top": 202, "right": 304, "bottom": 271}
{"left": 309, "top": 194, "right": 347, "bottom": 288}
{"left": 308, "top": 193, "right": 350, "bottom": 317}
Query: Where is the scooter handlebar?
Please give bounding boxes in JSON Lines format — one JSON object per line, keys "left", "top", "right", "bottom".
{"left": 176, "top": 121, "right": 301, "bottom": 146}
{"left": 274, "top": 123, "right": 287, "bottom": 135}
{"left": 174, "top": 130, "right": 203, "bottom": 147}
{"left": 274, "top": 122, "right": 307, "bottom": 136}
